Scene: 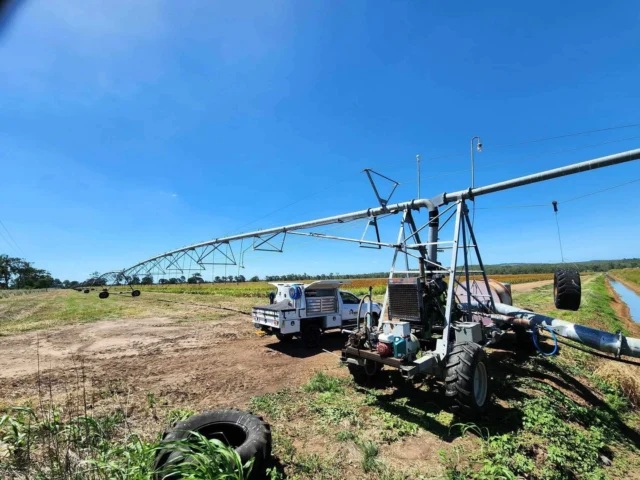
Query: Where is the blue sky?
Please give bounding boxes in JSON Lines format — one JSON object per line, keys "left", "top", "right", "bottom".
{"left": 1, "top": 0, "right": 639, "bottom": 281}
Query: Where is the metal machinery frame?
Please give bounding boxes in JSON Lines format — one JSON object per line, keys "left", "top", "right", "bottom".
{"left": 94, "top": 148, "right": 640, "bottom": 372}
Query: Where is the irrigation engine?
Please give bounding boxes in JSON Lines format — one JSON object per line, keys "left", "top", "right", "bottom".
{"left": 94, "top": 148, "right": 640, "bottom": 417}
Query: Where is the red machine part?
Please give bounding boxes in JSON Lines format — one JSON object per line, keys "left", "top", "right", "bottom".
{"left": 377, "top": 341, "right": 393, "bottom": 357}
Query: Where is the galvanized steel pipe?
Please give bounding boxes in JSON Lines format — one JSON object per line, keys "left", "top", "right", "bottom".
{"left": 438, "top": 148, "right": 640, "bottom": 205}
{"left": 495, "top": 302, "right": 640, "bottom": 358}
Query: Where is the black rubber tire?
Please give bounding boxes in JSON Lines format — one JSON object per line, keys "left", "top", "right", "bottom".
{"left": 348, "top": 360, "right": 382, "bottom": 386}
{"left": 83, "top": 289, "right": 89, "bottom": 294}
{"left": 98, "top": 291, "right": 109, "bottom": 299}
{"left": 131, "top": 289, "right": 141, "bottom": 297}
{"left": 301, "top": 324, "right": 321, "bottom": 348}
{"left": 444, "top": 342, "right": 490, "bottom": 418}
{"left": 275, "top": 332, "right": 294, "bottom": 342}
{"left": 154, "top": 409, "right": 271, "bottom": 480}
{"left": 554, "top": 268, "right": 581, "bottom": 311}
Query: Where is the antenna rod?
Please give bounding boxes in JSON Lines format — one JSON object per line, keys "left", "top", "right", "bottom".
{"left": 438, "top": 148, "right": 640, "bottom": 205}
{"left": 416, "top": 154, "right": 421, "bottom": 198}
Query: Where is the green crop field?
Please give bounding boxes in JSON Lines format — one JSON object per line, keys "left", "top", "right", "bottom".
{"left": 122, "top": 273, "right": 554, "bottom": 299}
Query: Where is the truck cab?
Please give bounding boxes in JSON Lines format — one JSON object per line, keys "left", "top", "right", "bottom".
{"left": 252, "top": 280, "right": 381, "bottom": 347}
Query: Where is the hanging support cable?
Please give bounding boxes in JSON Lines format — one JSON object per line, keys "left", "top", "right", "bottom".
{"left": 552, "top": 201, "right": 565, "bottom": 263}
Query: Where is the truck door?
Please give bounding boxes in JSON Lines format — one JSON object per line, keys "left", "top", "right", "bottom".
{"left": 340, "top": 291, "right": 361, "bottom": 323}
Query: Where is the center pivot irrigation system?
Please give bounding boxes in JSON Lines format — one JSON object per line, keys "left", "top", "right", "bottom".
{"left": 88, "top": 148, "right": 640, "bottom": 416}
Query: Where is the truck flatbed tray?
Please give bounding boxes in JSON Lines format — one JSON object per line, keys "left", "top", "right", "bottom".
{"left": 343, "top": 346, "right": 405, "bottom": 368}
{"left": 253, "top": 302, "right": 295, "bottom": 313}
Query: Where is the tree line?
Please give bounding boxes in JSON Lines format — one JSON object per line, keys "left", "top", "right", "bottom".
{"left": 0, "top": 254, "right": 61, "bottom": 289}
{"left": 3, "top": 253, "right": 639, "bottom": 289}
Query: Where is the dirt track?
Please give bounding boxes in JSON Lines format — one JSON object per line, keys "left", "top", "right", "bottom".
{"left": 0, "top": 314, "right": 344, "bottom": 409}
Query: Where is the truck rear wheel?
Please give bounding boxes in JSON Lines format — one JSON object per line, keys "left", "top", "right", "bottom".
{"left": 444, "top": 342, "right": 490, "bottom": 418}
{"left": 301, "top": 324, "right": 321, "bottom": 348}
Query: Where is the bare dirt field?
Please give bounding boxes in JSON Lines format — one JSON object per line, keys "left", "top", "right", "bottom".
{"left": 0, "top": 309, "right": 344, "bottom": 410}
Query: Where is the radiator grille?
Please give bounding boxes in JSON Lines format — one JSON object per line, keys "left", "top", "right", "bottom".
{"left": 388, "top": 279, "right": 423, "bottom": 322}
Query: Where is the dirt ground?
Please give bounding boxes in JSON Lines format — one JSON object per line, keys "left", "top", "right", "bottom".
{"left": 509, "top": 279, "right": 553, "bottom": 292}
{"left": 0, "top": 309, "right": 345, "bottom": 410}
{"left": 0, "top": 278, "right": 564, "bottom": 408}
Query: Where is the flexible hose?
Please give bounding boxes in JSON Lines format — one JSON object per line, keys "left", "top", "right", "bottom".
{"left": 356, "top": 294, "right": 371, "bottom": 332}
{"left": 533, "top": 324, "right": 558, "bottom": 356}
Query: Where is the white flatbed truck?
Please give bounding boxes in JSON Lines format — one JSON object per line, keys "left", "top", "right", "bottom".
{"left": 252, "top": 280, "right": 381, "bottom": 347}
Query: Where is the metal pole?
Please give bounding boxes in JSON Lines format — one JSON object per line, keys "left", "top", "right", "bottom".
{"left": 416, "top": 154, "right": 421, "bottom": 198}
{"left": 439, "top": 148, "right": 640, "bottom": 205}
{"left": 470, "top": 136, "right": 482, "bottom": 190}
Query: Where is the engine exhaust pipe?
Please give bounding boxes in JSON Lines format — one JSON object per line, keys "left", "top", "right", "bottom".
{"left": 494, "top": 303, "right": 640, "bottom": 359}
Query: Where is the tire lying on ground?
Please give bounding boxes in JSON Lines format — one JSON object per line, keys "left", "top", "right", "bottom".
{"left": 98, "top": 290, "right": 109, "bottom": 299}
{"left": 131, "top": 289, "right": 141, "bottom": 297}
{"left": 154, "top": 409, "right": 271, "bottom": 480}
{"left": 554, "top": 268, "right": 581, "bottom": 311}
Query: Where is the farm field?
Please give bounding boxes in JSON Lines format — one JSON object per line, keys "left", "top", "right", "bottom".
{"left": 1, "top": 275, "right": 640, "bottom": 479}
{"left": 128, "top": 273, "right": 556, "bottom": 298}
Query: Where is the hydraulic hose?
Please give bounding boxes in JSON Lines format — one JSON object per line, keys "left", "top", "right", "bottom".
{"left": 533, "top": 324, "right": 558, "bottom": 356}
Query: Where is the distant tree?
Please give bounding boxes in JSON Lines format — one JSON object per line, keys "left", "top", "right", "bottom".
{"left": 249, "top": 275, "right": 260, "bottom": 282}
{"left": 158, "top": 278, "right": 168, "bottom": 284}
{"left": 168, "top": 278, "right": 178, "bottom": 284}
{"left": 141, "top": 275, "right": 153, "bottom": 285}
{"left": 179, "top": 275, "right": 186, "bottom": 283}
{"left": 236, "top": 275, "right": 246, "bottom": 282}
{"left": 130, "top": 275, "right": 141, "bottom": 285}
{"left": 187, "top": 273, "right": 204, "bottom": 284}
{"left": 214, "top": 276, "right": 221, "bottom": 283}
{"left": 227, "top": 275, "right": 234, "bottom": 283}
{"left": 63, "top": 280, "right": 71, "bottom": 288}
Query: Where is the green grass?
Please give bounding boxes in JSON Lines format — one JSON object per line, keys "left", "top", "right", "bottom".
{"left": 0, "top": 405, "right": 254, "bottom": 480}
{"left": 0, "top": 289, "right": 238, "bottom": 336}
{"left": 513, "top": 274, "right": 626, "bottom": 334}
{"left": 610, "top": 268, "right": 640, "bottom": 291}
{"left": 446, "top": 274, "right": 640, "bottom": 479}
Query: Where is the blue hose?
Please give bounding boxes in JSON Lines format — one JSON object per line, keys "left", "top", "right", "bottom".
{"left": 532, "top": 324, "right": 558, "bottom": 356}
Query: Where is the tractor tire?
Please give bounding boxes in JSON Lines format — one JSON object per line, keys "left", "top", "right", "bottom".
{"left": 301, "top": 324, "right": 321, "bottom": 348}
{"left": 444, "top": 342, "right": 490, "bottom": 418}
{"left": 275, "top": 332, "right": 294, "bottom": 342}
{"left": 98, "top": 291, "right": 109, "bottom": 299}
{"left": 83, "top": 289, "right": 89, "bottom": 294}
{"left": 554, "top": 268, "right": 581, "bottom": 311}
{"left": 348, "top": 360, "right": 382, "bottom": 386}
{"left": 154, "top": 409, "right": 271, "bottom": 480}
{"left": 131, "top": 289, "right": 141, "bottom": 297}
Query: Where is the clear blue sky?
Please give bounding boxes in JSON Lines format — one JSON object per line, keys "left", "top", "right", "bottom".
{"left": 1, "top": 0, "right": 639, "bottom": 282}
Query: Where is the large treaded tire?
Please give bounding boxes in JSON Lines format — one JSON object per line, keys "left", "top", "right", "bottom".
{"left": 154, "top": 409, "right": 271, "bottom": 480}
{"left": 445, "top": 342, "right": 490, "bottom": 418}
{"left": 554, "top": 268, "right": 581, "bottom": 311}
